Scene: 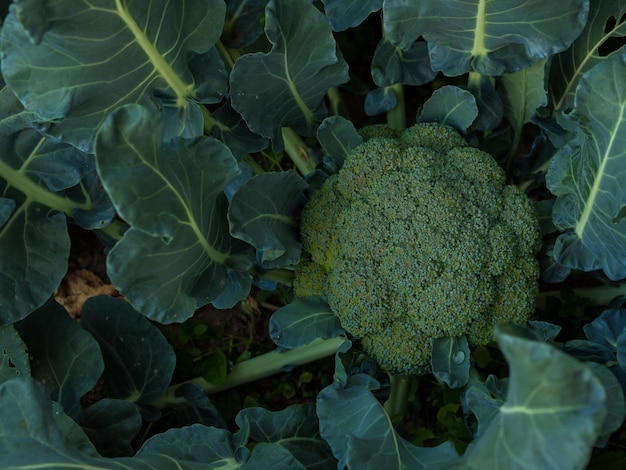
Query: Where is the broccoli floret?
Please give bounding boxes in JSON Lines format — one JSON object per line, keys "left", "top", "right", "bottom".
{"left": 296, "top": 122, "right": 541, "bottom": 376}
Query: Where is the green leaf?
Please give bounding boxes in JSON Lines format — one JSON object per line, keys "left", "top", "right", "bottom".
{"left": 499, "top": 59, "right": 548, "bottom": 153}
{"left": 1, "top": 377, "right": 299, "bottom": 468}
{"left": 138, "top": 423, "right": 304, "bottom": 469}
{"left": 467, "top": 73, "right": 503, "bottom": 131}
{"left": 222, "top": 0, "right": 269, "bottom": 48}
{"left": 1, "top": 0, "right": 227, "bottom": 152}
{"left": 383, "top": 0, "right": 589, "bottom": 76}
{"left": 0, "top": 378, "right": 103, "bottom": 466}
{"left": 318, "top": 373, "right": 460, "bottom": 469}
{"left": 235, "top": 404, "right": 336, "bottom": 468}
{"left": 417, "top": 85, "right": 478, "bottom": 133}
{"left": 546, "top": 53, "right": 626, "bottom": 280}
{"left": 0, "top": 125, "right": 96, "bottom": 324}
{"left": 77, "top": 399, "right": 142, "bottom": 458}
{"left": 96, "top": 104, "right": 252, "bottom": 322}
{"left": 587, "top": 363, "right": 625, "bottom": 445}
{"left": 431, "top": 336, "right": 470, "bottom": 389}
{"left": 321, "top": 0, "right": 383, "bottom": 31}
{"left": 317, "top": 116, "right": 363, "bottom": 168}
{"left": 16, "top": 299, "right": 104, "bottom": 418}
{"left": 458, "top": 329, "right": 607, "bottom": 470}
{"left": 269, "top": 297, "right": 344, "bottom": 348}
{"left": 0, "top": 324, "right": 29, "bottom": 384}
{"left": 80, "top": 296, "right": 176, "bottom": 405}
{"left": 371, "top": 39, "right": 437, "bottom": 87}
{"left": 550, "top": 0, "right": 626, "bottom": 111}
{"left": 229, "top": 170, "right": 306, "bottom": 269}
{"left": 209, "top": 99, "right": 269, "bottom": 159}
{"left": 230, "top": 0, "right": 349, "bottom": 147}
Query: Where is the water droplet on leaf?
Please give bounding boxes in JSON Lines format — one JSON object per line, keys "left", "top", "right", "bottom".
{"left": 452, "top": 351, "right": 466, "bottom": 364}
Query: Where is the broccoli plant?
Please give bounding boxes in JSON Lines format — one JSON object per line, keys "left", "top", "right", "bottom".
{"left": 1, "top": 0, "right": 626, "bottom": 469}
{"left": 295, "top": 122, "right": 541, "bottom": 375}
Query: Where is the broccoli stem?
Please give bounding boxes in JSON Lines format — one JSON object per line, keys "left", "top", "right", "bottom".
{"left": 255, "top": 267, "right": 295, "bottom": 286}
{"left": 386, "top": 83, "right": 406, "bottom": 132}
{"left": 151, "top": 336, "right": 345, "bottom": 408}
{"left": 281, "top": 127, "right": 317, "bottom": 175}
{"left": 383, "top": 375, "right": 410, "bottom": 419}
{"left": 97, "top": 219, "right": 127, "bottom": 242}
{"left": 536, "top": 283, "right": 626, "bottom": 310}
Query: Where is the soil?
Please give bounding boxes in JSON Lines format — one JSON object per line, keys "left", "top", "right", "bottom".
{"left": 58, "top": 223, "right": 334, "bottom": 422}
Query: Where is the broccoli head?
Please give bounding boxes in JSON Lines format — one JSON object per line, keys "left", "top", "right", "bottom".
{"left": 294, "top": 122, "right": 541, "bottom": 376}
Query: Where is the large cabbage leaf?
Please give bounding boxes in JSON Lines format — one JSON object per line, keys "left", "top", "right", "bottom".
{"left": 0, "top": 377, "right": 325, "bottom": 468}
{"left": 0, "top": 121, "right": 102, "bottom": 324}
{"left": 383, "top": 0, "right": 589, "bottom": 76}
{"left": 1, "top": 0, "right": 226, "bottom": 152}
{"left": 458, "top": 329, "right": 608, "bottom": 470}
{"left": 95, "top": 104, "right": 253, "bottom": 323}
{"left": 317, "top": 346, "right": 459, "bottom": 469}
{"left": 546, "top": 52, "right": 626, "bottom": 280}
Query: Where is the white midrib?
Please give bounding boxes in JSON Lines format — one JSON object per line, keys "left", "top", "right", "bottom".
{"left": 115, "top": 0, "right": 191, "bottom": 107}
{"left": 471, "top": 0, "right": 488, "bottom": 58}
{"left": 575, "top": 112, "right": 624, "bottom": 239}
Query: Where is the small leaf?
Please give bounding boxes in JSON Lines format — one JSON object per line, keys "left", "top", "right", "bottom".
{"left": 318, "top": 372, "right": 460, "bottom": 469}
{"left": 269, "top": 297, "right": 344, "bottom": 348}
{"left": 499, "top": 59, "right": 548, "bottom": 148}
{"left": 77, "top": 399, "right": 142, "bottom": 458}
{"left": 418, "top": 85, "right": 478, "bottom": 133}
{"left": 16, "top": 299, "right": 104, "bottom": 418}
{"left": 222, "top": 0, "right": 269, "bottom": 48}
{"left": 431, "top": 336, "right": 470, "bottom": 389}
{"left": 230, "top": 0, "right": 349, "bottom": 147}
{"left": 80, "top": 296, "right": 176, "bottom": 405}
{"left": 371, "top": 39, "right": 437, "bottom": 87}
{"left": 364, "top": 86, "right": 397, "bottom": 116}
{"left": 317, "top": 116, "right": 363, "bottom": 168}
{"left": 320, "top": 0, "right": 382, "bottom": 31}
{"left": 583, "top": 308, "right": 626, "bottom": 351}
{"left": 228, "top": 170, "right": 307, "bottom": 269}
{"left": 236, "top": 404, "right": 336, "bottom": 468}
{"left": 172, "top": 383, "right": 228, "bottom": 429}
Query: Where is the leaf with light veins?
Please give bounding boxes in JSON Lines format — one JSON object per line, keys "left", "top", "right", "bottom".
{"left": 546, "top": 53, "right": 626, "bottom": 280}
{"left": 230, "top": 0, "right": 349, "bottom": 148}
{"left": 96, "top": 104, "right": 252, "bottom": 323}
{"left": 1, "top": 0, "right": 226, "bottom": 152}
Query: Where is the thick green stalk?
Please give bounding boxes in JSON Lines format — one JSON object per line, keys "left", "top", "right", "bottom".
{"left": 386, "top": 84, "right": 406, "bottom": 132}
{"left": 537, "top": 284, "right": 626, "bottom": 311}
{"left": 281, "top": 127, "right": 317, "bottom": 176}
{"left": 383, "top": 375, "right": 410, "bottom": 419}
{"left": 0, "top": 159, "right": 91, "bottom": 214}
{"left": 151, "top": 336, "right": 345, "bottom": 408}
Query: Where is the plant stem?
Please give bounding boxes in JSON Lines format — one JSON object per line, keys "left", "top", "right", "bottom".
{"left": 0, "top": 159, "right": 91, "bottom": 215}
{"left": 281, "top": 127, "right": 317, "bottom": 176}
{"left": 386, "top": 84, "right": 406, "bottom": 132}
{"left": 151, "top": 336, "right": 345, "bottom": 408}
{"left": 383, "top": 375, "right": 410, "bottom": 419}
{"left": 97, "top": 219, "right": 127, "bottom": 242}
{"left": 256, "top": 267, "right": 295, "bottom": 286}
{"left": 536, "top": 283, "right": 626, "bottom": 310}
